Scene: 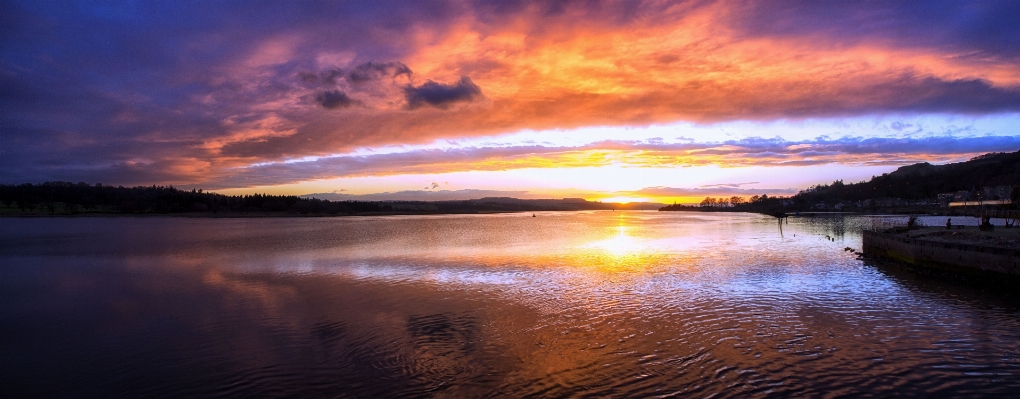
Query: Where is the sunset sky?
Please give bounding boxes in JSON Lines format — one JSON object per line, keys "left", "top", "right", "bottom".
{"left": 3, "top": 1, "right": 1020, "bottom": 203}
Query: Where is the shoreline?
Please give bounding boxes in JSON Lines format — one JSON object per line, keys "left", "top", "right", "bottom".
{"left": 0, "top": 209, "right": 552, "bottom": 218}
{"left": 0, "top": 209, "right": 1009, "bottom": 219}
{"left": 862, "top": 228, "right": 1020, "bottom": 277}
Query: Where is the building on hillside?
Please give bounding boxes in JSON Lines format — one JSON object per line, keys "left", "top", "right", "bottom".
{"left": 873, "top": 198, "right": 906, "bottom": 207}
{"left": 952, "top": 191, "right": 972, "bottom": 202}
{"left": 982, "top": 185, "right": 1013, "bottom": 200}
{"left": 937, "top": 193, "right": 955, "bottom": 207}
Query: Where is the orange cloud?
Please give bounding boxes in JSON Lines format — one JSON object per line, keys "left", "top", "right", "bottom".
{"left": 216, "top": 1, "right": 1020, "bottom": 164}
{"left": 194, "top": 135, "right": 1020, "bottom": 189}
{"left": 6, "top": 1, "right": 1020, "bottom": 188}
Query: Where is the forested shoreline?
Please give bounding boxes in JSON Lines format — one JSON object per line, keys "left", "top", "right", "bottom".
{"left": 0, "top": 182, "right": 657, "bottom": 216}
{"left": 662, "top": 151, "right": 1020, "bottom": 215}
{"left": 3, "top": 151, "right": 1017, "bottom": 217}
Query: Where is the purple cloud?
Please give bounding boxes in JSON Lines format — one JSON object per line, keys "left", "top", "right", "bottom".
{"left": 315, "top": 90, "right": 356, "bottom": 109}
{"left": 404, "top": 77, "right": 483, "bottom": 109}
{"left": 183, "top": 135, "right": 1020, "bottom": 189}
{"left": 346, "top": 61, "right": 413, "bottom": 84}
{"left": 2, "top": 0, "right": 1020, "bottom": 189}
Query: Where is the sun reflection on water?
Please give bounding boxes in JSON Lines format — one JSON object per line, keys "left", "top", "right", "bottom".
{"left": 573, "top": 222, "right": 672, "bottom": 272}
{"left": 585, "top": 225, "right": 646, "bottom": 255}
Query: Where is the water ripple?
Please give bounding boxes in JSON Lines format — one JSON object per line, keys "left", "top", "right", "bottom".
{"left": 2, "top": 213, "right": 1020, "bottom": 397}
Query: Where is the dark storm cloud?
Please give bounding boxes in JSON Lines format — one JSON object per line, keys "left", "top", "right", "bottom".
{"left": 347, "top": 61, "right": 413, "bottom": 84}
{"left": 404, "top": 77, "right": 482, "bottom": 109}
{"left": 316, "top": 90, "right": 355, "bottom": 109}
{"left": 301, "top": 62, "right": 412, "bottom": 88}
{"left": 299, "top": 71, "right": 320, "bottom": 85}
{"left": 319, "top": 69, "right": 345, "bottom": 85}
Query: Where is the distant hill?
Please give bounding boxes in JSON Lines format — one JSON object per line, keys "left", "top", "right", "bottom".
{"left": 795, "top": 150, "right": 1020, "bottom": 203}
{"left": 0, "top": 182, "right": 388, "bottom": 215}
{"left": 662, "top": 150, "right": 1020, "bottom": 214}
{"left": 465, "top": 197, "right": 662, "bottom": 210}
{"left": 0, "top": 182, "right": 663, "bottom": 216}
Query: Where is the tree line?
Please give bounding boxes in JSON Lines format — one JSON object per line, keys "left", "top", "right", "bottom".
{"left": 660, "top": 150, "right": 1020, "bottom": 213}
{"left": 795, "top": 151, "right": 1020, "bottom": 204}
{"left": 0, "top": 182, "right": 636, "bottom": 216}
{"left": 660, "top": 194, "right": 789, "bottom": 212}
{"left": 0, "top": 182, "right": 389, "bottom": 215}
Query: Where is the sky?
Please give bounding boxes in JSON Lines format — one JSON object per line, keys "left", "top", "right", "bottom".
{"left": 2, "top": 0, "right": 1020, "bottom": 204}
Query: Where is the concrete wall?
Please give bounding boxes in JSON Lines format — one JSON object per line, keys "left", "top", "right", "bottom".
{"left": 863, "top": 230, "right": 1020, "bottom": 276}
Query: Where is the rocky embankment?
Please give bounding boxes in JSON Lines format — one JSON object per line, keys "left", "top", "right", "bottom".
{"left": 863, "top": 227, "right": 1020, "bottom": 276}
{"left": 901, "top": 227, "right": 1020, "bottom": 250}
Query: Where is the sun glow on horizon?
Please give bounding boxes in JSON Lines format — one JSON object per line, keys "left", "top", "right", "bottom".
{"left": 596, "top": 196, "right": 652, "bottom": 203}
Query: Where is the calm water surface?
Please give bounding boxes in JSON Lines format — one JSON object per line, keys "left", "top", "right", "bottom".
{"left": 2, "top": 212, "right": 1019, "bottom": 397}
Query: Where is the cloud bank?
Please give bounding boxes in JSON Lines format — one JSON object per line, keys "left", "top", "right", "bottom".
{"left": 192, "top": 135, "right": 1020, "bottom": 189}
{"left": 303, "top": 189, "right": 532, "bottom": 202}
{"left": 405, "top": 77, "right": 483, "bottom": 109}
{"left": 2, "top": 0, "right": 1020, "bottom": 188}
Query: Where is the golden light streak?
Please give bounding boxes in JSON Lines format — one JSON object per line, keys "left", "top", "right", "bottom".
{"left": 584, "top": 226, "right": 645, "bottom": 256}
{"left": 597, "top": 196, "right": 651, "bottom": 204}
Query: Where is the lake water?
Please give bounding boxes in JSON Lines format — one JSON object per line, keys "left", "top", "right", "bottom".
{"left": 2, "top": 212, "right": 1019, "bottom": 397}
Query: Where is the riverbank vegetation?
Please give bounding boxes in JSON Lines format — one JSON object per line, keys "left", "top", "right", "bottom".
{"left": 0, "top": 182, "right": 658, "bottom": 216}
{"left": 662, "top": 150, "right": 1020, "bottom": 215}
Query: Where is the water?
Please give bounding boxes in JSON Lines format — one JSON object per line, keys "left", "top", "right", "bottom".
{"left": 2, "top": 212, "right": 1019, "bottom": 397}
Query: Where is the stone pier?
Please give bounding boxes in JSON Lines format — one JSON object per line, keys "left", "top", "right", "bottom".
{"left": 862, "top": 229, "right": 1020, "bottom": 276}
